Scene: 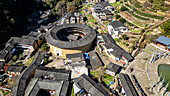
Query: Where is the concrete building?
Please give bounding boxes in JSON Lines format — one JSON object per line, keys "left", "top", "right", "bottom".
{"left": 45, "top": 23, "right": 96, "bottom": 57}
{"left": 152, "top": 36, "right": 170, "bottom": 51}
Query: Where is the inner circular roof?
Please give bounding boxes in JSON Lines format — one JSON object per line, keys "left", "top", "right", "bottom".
{"left": 45, "top": 23, "right": 96, "bottom": 49}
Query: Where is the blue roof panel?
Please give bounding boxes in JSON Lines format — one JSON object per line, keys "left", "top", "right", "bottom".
{"left": 155, "top": 36, "right": 170, "bottom": 46}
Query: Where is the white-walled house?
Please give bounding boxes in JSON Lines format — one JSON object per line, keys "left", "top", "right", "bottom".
{"left": 108, "top": 21, "right": 128, "bottom": 38}
{"left": 97, "top": 33, "right": 133, "bottom": 65}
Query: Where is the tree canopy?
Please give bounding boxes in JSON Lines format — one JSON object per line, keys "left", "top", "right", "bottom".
{"left": 161, "top": 21, "right": 170, "bottom": 38}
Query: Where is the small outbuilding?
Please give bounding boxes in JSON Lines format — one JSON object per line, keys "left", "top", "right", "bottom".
{"left": 106, "top": 63, "right": 121, "bottom": 76}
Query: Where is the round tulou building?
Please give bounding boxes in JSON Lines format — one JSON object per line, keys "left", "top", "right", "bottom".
{"left": 45, "top": 23, "right": 96, "bottom": 57}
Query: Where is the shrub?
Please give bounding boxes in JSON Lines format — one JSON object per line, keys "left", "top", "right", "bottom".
{"left": 134, "top": 4, "right": 142, "bottom": 8}
{"left": 41, "top": 43, "right": 48, "bottom": 51}
{"left": 121, "top": 6, "right": 128, "bottom": 11}
{"left": 12, "top": 55, "right": 18, "bottom": 61}
{"left": 124, "top": 0, "right": 127, "bottom": 2}
{"left": 119, "top": 18, "right": 126, "bottom": 24}
{"left": 122, "top": 34, "right": 127, "bottom": 40}
{"left": 18, "top": 63, "right": 22, "bottom": 65}
{"left": 127, "top": 10, "right": 149, "bottom": 20}
{"left": 43, "top": 58, "right": 48, "bottom": 64}
{"left": 124, "top": 3, "right": 165, "bottom": 20}
{"left": 115, "top": 14, "right": 120, "bottom": 19}
{"left": 8, "top": 60, "right": 13, "bottom": 65}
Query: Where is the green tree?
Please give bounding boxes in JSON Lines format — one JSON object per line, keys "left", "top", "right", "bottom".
{"left": 161, "top": 21, "right": 170, "bottom": 38}
{"left": 41, "top": 43, "right": 48, "bottom": 51}
{"left": 12, "top": 55, "right": 18, "bottom": 61}
{"left": 8, "top": 60, "right": 13, "bottom": 65}
{"left": 43, "top": 58, "right": 48, "bottom": 64}
{"left": 122, "top": 34, "right": 127, "bottom": 40}
{"left": 119, "top": 18, "right": 126, "bottom": 23}
{"left": 115, "top": 15, "right": 120, "bottom": 19}
{"left": 120, "top": 6, "right": 128, "bottom": 11}
{"left": 67, "top": 1, "right": 76, "bottom": 11}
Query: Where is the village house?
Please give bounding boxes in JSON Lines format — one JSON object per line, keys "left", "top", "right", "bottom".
{"left": 12, "top": 52, "right": 46, "bottom": 96}
{"left": 0, "top": 32, "right": 45, "bottom": 62}
{"left": 118, "top": 73, "right": 138, "bottom": 96}
{"left": 152, "top": 36, "right": 170, "bottom": 51}
{"left": 92, "top": 9, "right": 113, "bottom": 21}
{"left": 65, "top": 52, "right": 88, "bottom": 78}
{"left": 89, "top": 51, "right": 103, "bottom": 70}
{"left": 0, "top": 61, "right": 5, "bottom": 71}
{"left": 0, "top": 45, "right": 15, "bottom": 61}
{"left": 23, "top": 66, "right": 71, "bottom": 96}
{"left": 34, "top": 66, "right": 71, "bottom": 81}
{"left": 97, "top": 33, "right": 133, "bottom": 65}
{"left": 6, "top": 65, "right": 25, "bottom": 77}
{"left": 89, "top": 0, "right": 117, "bottom": 3}
{"left": 92, "top": 1, "right": 113, "bottom": 12}
{"left": 64, "top": 12, "right": 84, "bottom": 24}
{"left": 25, "top": 78, "right": 69, "bottom": 96}
{"left": 92, "top": 1, "right": 113, "bottom": 22}
{"left": 26, "top": 10, "right": 52, "bottom": 31}
{"left": 105, "top": 63, "right": 121, "bottom": 76}
{"left": 73, "top": 74, "right": 110, "bottom": 96}
{"left": 25, "top": 31, "right": 45, "bottom": 47}
{"left": 108, "top": 21, "right": 128, "bottom": 38}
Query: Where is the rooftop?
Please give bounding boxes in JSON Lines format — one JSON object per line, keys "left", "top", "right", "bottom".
{"left": 155, "top": 36, "right": 170, "bottom": 46}
{"left": 119, "top": 73, "right": 139, "bottom": 96}
{"left": 106, "top": 63, "right": 121, "bottom": 73}
{"left": 98, "top": 33, "right": 133, "bottom": 61}
{"left": 12, "top": 52, "right": 46, "bottom": 96}
{"left": 45, "top": 23, "right": 96, "bottom": 50}
{"left": 34, "top": 66, "right": 71, "bottom": 81}
{"left": 110, "top": 20, "right": 127, "bottom": 29}
{"left": 89, "top": 51, "right": 103, "bottom": 70}
{"left": 25, "top": 78, "right": 69, "bottom": 96}
{"left": 0, "top": 61, "right": 5, "bottom": 70}
{"left": 7, "top": 65, "right": 25, "bottom": 73}
{"left": 74, "top": 74, "right": 110, "bottom": 96}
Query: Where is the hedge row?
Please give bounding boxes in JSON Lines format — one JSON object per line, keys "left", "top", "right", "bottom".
{"left": 134, "top": 4, "right": 142, "bottom": 8}
{"left": 127, "top": 10, "right": 149, "bottom": 20}
{"left": 125, "top": 4, "right": 164, "bottom": 20}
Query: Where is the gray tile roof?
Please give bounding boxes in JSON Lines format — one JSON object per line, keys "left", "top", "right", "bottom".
{"left": 106, "top": 63, "right": 121, "bottom": 73}
{"left": 25, "top": 78, "right": 69, "bottom": 96}
{"left": 66, "top": 52, "right": 84, "bottom": 60}
{"left": 119, "top": 73, "right": 139, "bottom": 96}
{"left": 7, "top": 65, "right": 25, "bottom": 73}
{"left": 94, "top": 1, "right": 111, "bottom": 9}
{"left": 0, "top": 50, "right": 8, "bottom": 60}
{"left": 98, "top": 33, "right": 133, "bottom": 61}
{"left": 74, "top": 74, "right": 110, "bottom": 96}
{"left": 110, "top": 20, "right": 127, "bottom": 29}
{"left": 7, "top": 37, "right": 36, "bottom": 46}
{"left": 0, "top": 61, "right": 5, "bottom": 70}
{"left": 34, "top": 66, "right": 71, "bottom": 81}
{"left": 97, "top": 1, "right": 111, "bottom": 8}
{"left": 0, "top": 45, "right": 14, "bottom": 60}
{"left": 11, "top": 52, "right": 46, "bottom": 96}
{"left": 45, "top": 23, "right": 96, "bottom": 50}
{"left": 89, "top": 51, "right": 103, "bottom": 70}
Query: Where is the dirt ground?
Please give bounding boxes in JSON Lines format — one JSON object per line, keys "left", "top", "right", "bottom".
{"left": 127, "top": 44, "right": 170, "bottom": 96}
